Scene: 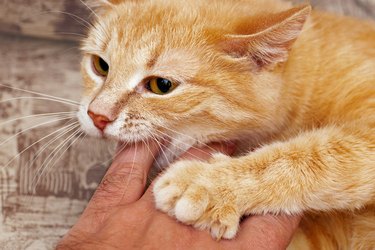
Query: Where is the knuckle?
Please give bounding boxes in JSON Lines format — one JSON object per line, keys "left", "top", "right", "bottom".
{"left": 114, "top": 163, "right": 147, "bottom": 185}
{"left": 92, "top": 163, "right": 146, "bottom": 200}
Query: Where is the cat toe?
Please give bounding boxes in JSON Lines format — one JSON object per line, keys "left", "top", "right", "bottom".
{"left": 210, "top": 222, "right": 238, "bottom": 240}
{"left": 209, "top": 206, "right": 240, "bottom": 240}
{"left": 174, "top": 186, "right": 209, "bottom": 222}
{"left": 153, "top": 161, "right": 203, "bottom": 214}
{"left": 153, "top": 160, "right": 240, "bottom": 240}
{"left": 153, "top": 181, "right": 183, "bottom": 214}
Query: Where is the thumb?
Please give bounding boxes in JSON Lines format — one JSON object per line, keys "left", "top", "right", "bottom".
{"left": 73, "top": 141, "right": 159, "bottom": 233}
{"left": 235, "top": 214, "right": 302, "bottom": 249}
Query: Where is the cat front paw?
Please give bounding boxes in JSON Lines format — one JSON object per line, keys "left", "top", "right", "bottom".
{"left": 153, "top": 158, "right": 240, "bottom": 239}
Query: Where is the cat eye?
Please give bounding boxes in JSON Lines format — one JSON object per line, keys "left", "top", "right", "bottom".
{"left": 92, "top": 55, "right": 109, "bottom": 77}
{"left": 147, "top": 78, "right": 177, "bottom": 95}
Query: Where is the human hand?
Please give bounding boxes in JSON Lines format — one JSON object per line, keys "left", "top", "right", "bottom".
{"left": 57, "top": 142, "right": 301, "bottom": 249}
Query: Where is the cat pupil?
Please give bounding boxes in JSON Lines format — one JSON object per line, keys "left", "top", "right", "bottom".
{"left": 157, "top": 78, "right": 172, "bottom": 93}
{"left": 99, "top": 58, "right": 109, "bottom": 72}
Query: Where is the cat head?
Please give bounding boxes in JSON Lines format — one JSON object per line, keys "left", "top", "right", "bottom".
{"left": 78, "top": 0, "right": 311, "bottom": 145}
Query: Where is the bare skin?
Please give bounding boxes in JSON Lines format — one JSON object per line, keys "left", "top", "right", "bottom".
{"left": 57, "top": 142, "right": 301, "bottom": 249}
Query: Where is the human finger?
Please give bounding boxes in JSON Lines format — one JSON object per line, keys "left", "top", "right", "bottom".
{"left": 73, "top": 141, "right": 159, "bottom": 233}
{"left": 234, "top": 214, "right": 302, "bottom": 249}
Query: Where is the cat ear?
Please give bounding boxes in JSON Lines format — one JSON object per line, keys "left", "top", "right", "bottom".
{"left": 220, "top": 5, "right": 311, "bottom": 68}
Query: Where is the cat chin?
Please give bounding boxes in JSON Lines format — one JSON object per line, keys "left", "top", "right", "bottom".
{"left": 78, "top": 128, "right": 155, "bottom": 145}
{"left": 103, "top": 133, "right": 151, "bottom": 144}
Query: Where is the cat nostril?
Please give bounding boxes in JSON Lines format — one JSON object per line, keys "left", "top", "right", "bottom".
{"left": 87, "top": 110, "right": 112, "bottom": 131}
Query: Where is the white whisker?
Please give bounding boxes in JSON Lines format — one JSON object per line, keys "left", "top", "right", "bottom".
{"left": 78, "top": 0, "right": 100, "bottom": 20}
{"left": 54, "top": 32, "right": 87, "bottom": 39}
{"left": 0, "top": 116, "right": 77, "bottom": 149}
{"left": 98, "top": 141, "right": 129, "bottom": 167}
{"left": 23, "top": 122, "right": 80, "bottom": 173}
{"left": 0, "top": 111, "right": 76, "bottom": 127}
{"left": 152, "top": 130, "right": 196, "bottom": 161}
{"left": 121, "top": 141, "right": 138, "bottom": 200}
{"left": 40, "top": 10, "right": 93, "bottom": 30}
{"left": 31, "top": 127, "right": 82, "bottom": 192}
{"left": 155, "top": 129, "right": 215, "bottom": 158}
{"left": 161, "top": 126, "right": 217, "bottom": 152}
{"left": 0, "top": 96, "right": 79, "bottom": 107}
{"left": 56, "top": 45, "right": 82, "bottom": 55}
{"left": 144, "top": 137, "right": 162, "bottom": 171}
{"left": 2, "top": 122, "right": 80, "bottom": 169}
{"left": 42, "top": 130, "right": 85, "bottom": 183}
{"left": 0, "top": 83, "right": 80, "bottom": 105}
{"left": 145, "top": 129, "right": 167, "bottom": 171}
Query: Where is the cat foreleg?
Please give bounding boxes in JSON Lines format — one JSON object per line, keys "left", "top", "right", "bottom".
{"left": 153, "top": 124, "right": 374, "bottom": 239}
{"left": 238, "top": 124, "right": 375, "bottom": 215}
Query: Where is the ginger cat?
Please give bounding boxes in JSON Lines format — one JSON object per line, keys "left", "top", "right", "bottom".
{"left": 78, "top": 0, "right": 375, "bottom": 248}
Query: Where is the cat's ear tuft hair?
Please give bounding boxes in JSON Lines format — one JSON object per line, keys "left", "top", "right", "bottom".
{"left": 221, "top": 5, "right": 311, "bottom": 68}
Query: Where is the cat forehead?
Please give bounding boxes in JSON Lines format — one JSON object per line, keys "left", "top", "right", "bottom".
{"left": 86, "top": 0, "right": 244, "bottom": 54}
{"left": 85, "top": 0, "right": 293, "bottom": 55}
{"left": 90, "top": 12, "right": 206, "bottom": 53}
{"left": 83, "top": 29, "right": 201, "bottom": 90}
{"left": 83, "top": 7, "right": 205, "bottom": 84}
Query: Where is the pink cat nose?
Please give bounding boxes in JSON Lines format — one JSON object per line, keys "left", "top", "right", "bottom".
{"left": 87, "top": 111, "right": 113, "bottom": 131}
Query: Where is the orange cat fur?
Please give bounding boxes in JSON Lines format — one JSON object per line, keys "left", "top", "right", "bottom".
{"left": 78, "top": 0, "right": 375, "bottom": 248}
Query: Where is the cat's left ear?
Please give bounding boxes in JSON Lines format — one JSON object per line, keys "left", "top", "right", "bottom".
{"left": 220, "top": 5, "right": 311, "bottom": 68}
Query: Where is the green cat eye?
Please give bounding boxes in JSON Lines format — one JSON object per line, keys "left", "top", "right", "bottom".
{"left": 147, "top": 78, "right": 177, "bottom": 95}
{"left": 92, "top": 55, "right": 109, "bottom": 77}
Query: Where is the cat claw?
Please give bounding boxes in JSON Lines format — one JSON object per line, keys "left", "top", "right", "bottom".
{"left": 210, "top": 224, "right": 238, "bottom": 240}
